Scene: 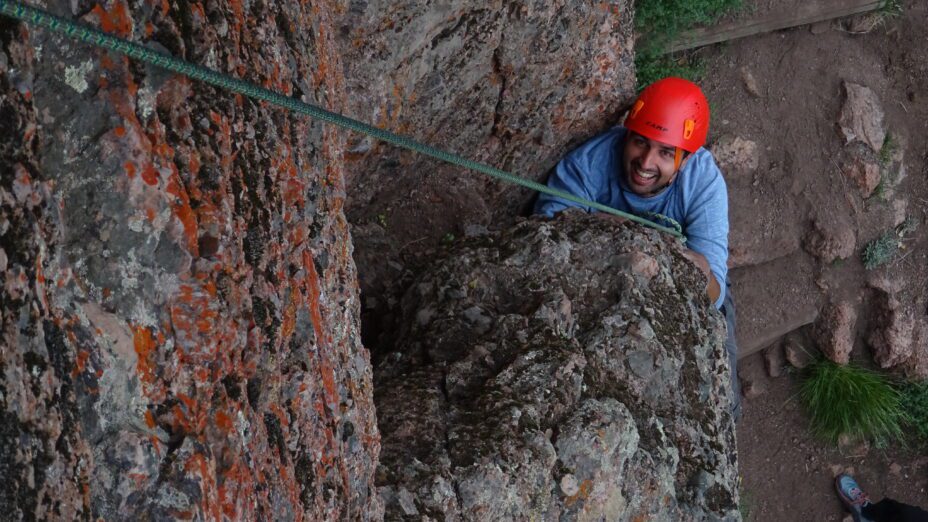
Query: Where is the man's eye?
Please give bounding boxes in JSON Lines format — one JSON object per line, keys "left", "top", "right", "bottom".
{"left": 660, "top": 150, "right": 674, "bottom": 159}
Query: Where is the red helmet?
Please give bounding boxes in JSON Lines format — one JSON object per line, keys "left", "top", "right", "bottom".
{"left": 624, "top": 77, "right": 710, "bottom": 153}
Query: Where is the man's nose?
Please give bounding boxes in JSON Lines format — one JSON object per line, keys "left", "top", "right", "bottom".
{"left": 640, "top": 148, "right": 660, "bottom": 170}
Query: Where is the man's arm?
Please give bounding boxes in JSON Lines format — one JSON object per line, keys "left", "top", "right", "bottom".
{"left": 682, "top": 153, "right": 730, "bottom": 309}
{"left": 534, "top": 154, "right": 597, "bottom": 217}
{"left": 681, "top": 249, "right": 721, "bottom": 304}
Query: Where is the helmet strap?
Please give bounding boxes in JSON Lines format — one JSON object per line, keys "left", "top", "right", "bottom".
{"left": 673, "top": 147, "right": 684, "bottom": 171}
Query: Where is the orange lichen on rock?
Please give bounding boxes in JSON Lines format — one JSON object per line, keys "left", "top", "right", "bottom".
{"left": 133, "top": 326, "right": 157, "bottom": 384}
{"left": 90, "top": 1, "right": 134, "bottom": 37}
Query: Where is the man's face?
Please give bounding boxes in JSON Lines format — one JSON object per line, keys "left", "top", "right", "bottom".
{"left": 622, "top": 131, "right": 685, "bottom": 197}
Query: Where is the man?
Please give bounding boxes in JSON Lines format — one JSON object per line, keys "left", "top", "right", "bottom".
{"left": 535, "top": 77, "right": 739, "bottom": 419}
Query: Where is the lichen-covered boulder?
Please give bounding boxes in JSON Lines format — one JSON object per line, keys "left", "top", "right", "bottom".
{"left": 1, "top": 1, "right": 380, "bottom": 519}
{"left": 375, "top": 212, "right": 740, "bottom": 521}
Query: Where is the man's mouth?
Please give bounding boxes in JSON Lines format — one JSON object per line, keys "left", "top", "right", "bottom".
{"left": 631, "top": 165, "right": 658, "bottom": 186}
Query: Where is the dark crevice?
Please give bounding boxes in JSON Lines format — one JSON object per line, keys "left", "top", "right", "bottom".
{"left": 489, "top": 45, "right": 508, "bottom": 140}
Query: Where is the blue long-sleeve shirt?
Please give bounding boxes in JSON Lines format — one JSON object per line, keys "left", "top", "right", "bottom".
{"left": 535, "top": 127, "right": 729, "bottom": 309}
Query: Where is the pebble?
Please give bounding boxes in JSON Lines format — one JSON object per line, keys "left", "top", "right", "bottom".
{"left": 560, "top": 474, "right": 580, "bottom": 497}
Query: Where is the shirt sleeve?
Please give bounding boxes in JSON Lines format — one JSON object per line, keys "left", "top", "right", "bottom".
{"left": 534, "top": 152, "right": 597, "bottom": 218}
{"left": 683, "top": 160, "right": 729, "bottom": 309}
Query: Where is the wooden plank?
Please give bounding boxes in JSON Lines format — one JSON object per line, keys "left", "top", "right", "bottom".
{"left": 661, "top": 0, "right": 884, "bottom": 54}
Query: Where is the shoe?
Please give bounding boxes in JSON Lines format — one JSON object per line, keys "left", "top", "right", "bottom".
{"left": 835, "top": 474, "right": 871, "bottom": 522}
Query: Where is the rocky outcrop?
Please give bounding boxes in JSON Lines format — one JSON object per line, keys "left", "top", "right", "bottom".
{"left": 375, "top": 212, "right": 740, "bottom": 521}
{"left": 337, "top": 0, "right": 640, "bottom": 343}
{"left": 1, "top": 2, "right": 379, "bottom": 519}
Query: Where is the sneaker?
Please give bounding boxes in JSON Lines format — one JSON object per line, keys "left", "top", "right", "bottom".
{"left": 835, "top": 474, "right": 872, "bottom": 522}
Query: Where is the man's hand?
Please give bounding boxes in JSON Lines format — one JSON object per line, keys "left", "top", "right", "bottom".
{"left": 680, "top": 249, "right": 721, "bottom": 304}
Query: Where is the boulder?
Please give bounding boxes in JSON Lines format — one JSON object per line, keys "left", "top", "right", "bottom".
{"left": 812, "top": 301, "right": 858, "bottom": 365}
{"left": 841, "top": 153, "right": 881, "bottom": 198}
{"left": 838, "top": 82, "right": 886, "bottom": 153}
{"left": 803, "top": 215, "right": 856, "bottom": 264}
{"left": 375, "top": 212, "right": 740, "bottom": 520}
{"left": 868, "top": 290, "right": 916, "bottom": 369}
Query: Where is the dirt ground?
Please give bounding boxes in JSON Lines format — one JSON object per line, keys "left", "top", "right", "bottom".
{"left": 696, "top": 0, "right": 928, "bottom": 519}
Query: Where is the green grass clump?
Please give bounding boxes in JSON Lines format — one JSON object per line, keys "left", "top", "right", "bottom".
{"left": 878, "top": 132, "right": 898, "bottom": 166}
{"left": 634, "top": 0, "right": 742, "bottom": 88}
{"left": 899, "top": 381, "right": 928, "bottom": 442}
{"left": 861, "top": 232, "right": 898, "bottom": 269}
{"left": 800, "top": 360, "right": 906, "bottom": 446}
{"left": 861, "top": 218, "right": 917, "bottom": 269}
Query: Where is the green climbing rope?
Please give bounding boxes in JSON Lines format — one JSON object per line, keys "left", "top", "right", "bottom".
{"left": 0, "top": 0, "right": 686, "bottom": 241}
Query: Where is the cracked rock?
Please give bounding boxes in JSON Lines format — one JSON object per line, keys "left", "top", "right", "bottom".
{"left": 375, "top": 213, "right": 739, "bottom": 520}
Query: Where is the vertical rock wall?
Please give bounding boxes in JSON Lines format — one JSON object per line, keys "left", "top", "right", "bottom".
{"left": 1, "top": 1, "right": 380, "bottom": 519}
{"left": 335, "top": 1, "right": 639, "bottom": 349}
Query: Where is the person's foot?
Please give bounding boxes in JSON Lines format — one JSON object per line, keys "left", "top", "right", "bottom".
{"left": 835, "top": 474, "right": 871, "bottom": 522}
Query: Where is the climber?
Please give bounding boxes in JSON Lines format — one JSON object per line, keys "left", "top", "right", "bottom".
{"left": 534, "top": 77, "right": 740, "bottom": 419}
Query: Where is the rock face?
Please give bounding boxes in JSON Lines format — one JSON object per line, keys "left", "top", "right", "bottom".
{"left": 1, "top": 2, "right": 380, "bottom": 519}
{"left": 337, "top": 0, "right": 640, "bottom": 333}
{"left": 375, "top": 213, "right": 740, "bottom": 521}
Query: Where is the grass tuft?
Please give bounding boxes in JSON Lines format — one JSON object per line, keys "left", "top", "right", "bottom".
{"left": 633, "top": 0, "right": 742, "bottom": 88}
{"left": 861, "top": 218, "right": 917, "bottom": 269}
{"left": 878, "top": 132, "right": 898, "bottom": 166}
{"left": 861, "top": 232, "right": 898, "bottom": 269}
{"left": 800, "top": 360, "right": 906, "bottom": 446}
{"left": 899, "top": 381, "right": 928, "bottom": 443}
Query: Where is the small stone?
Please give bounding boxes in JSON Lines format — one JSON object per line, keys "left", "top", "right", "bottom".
{"left": 812, "top": 301, "right": 857, "bottom": 365}
{"left": 838, "top": 82, "right": 886, "bottom": 153}
{"left": 838, "top": 433, "right": 870, "bottom": 457}
{"left": 891, "top": 199, "right": 908, "bottom": 227}
{"left": 845, "top": 12, "right": 882, "bottom": 34}
{"left": 710, "top": 135, "right": 759, "bottom": 176}
{"left": 416, "top": 307, "right": 436, "bottom": 326}
{"left": 829, "top": 464, "right": 844, "bottom": 477}
{"left": 809, "top": 21, "right": 831, "bottom": 34}
{"left": 841, "top": 155, "right": 881, "bottom": 198}
{"left": 842, "top": 515, "right": 854, "bottom": 522}
{"left": 803, "top": 216, "right": 856, "bottom": 264}
{"left": 763, "top": 344, "right": 785, "bottom": 378}
{"left": 560, "top": 474, "right": 580, "bottom": 497}
{"left": 0, "top": 247, "right": 6, "bottom": 273}
{"left": 621, "top": 252, "right": 659, "bottom": 281}
{"left": 396, "top": 487, "right": 419, "bottom": 516}
{"left": 889, "top": 462, "right": 903, "bottom": 475}
{"left": 741, "top": 378, "right": 764, "bottom": 399}
{"left": 868, "top": 291, "right": 915, "bottom": 369}
{"left": 784, "top": 337, "right": 815, "bottom": 369}
{"left": 739, "top": 67, "right": 761, "bottom": 97}
{"left": 464, "top": 223, "right": 490, "bottom": 237}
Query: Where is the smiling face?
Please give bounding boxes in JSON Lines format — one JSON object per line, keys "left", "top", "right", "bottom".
{"left": 622, "top": 131, "right": 687, "bottom": 197}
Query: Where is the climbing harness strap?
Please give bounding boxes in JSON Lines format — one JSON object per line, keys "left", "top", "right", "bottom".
{"left": 0, "top": 0, "right": 686, "bottom": 241}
